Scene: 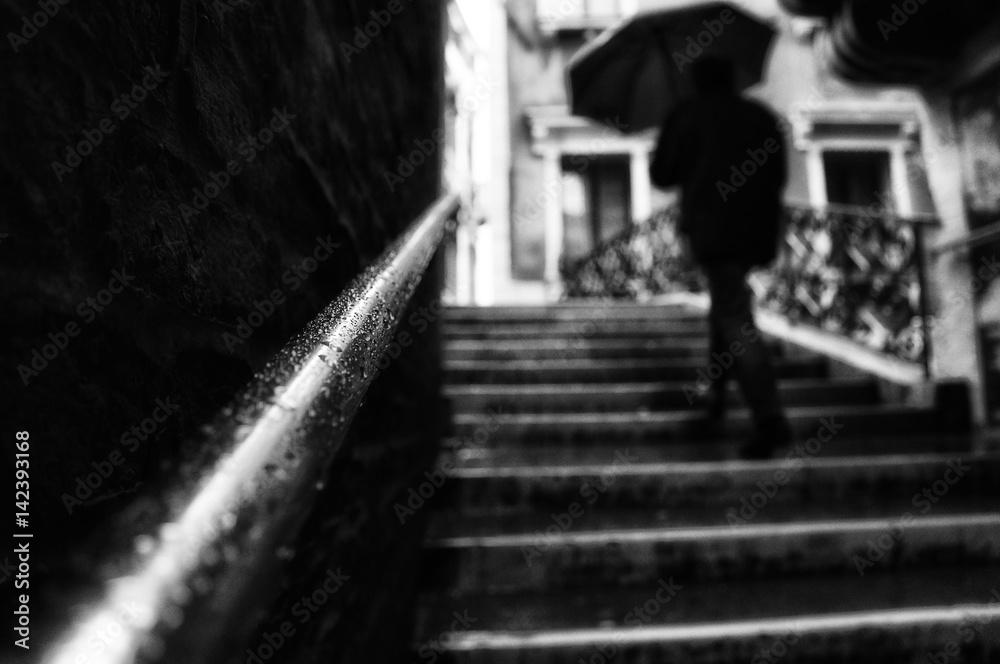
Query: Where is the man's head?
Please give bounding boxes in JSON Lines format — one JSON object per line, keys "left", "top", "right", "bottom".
{"left": 691, "top": 56, "right": 736, "bottom": 96}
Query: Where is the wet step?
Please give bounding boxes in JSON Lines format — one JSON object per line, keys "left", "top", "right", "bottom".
{"left": 450, "top": 404, "right": 949, "bottom": 444}
{"left": 421, "top": 508, "right": 1000, "bottom": 594}
{"left": 444, "top": 337, "right": 713, "bottom": 361}
{"left": 444, "top": 320, "right": 710, "bottom": 339}
{"left": 417, "top": 304, "right": 984, "bottom": 664}
{"left": 445, "top": 434, "right": 977, "bottom": 464}
{"left": 444, "top": 304, "right": 702, "bottom": 324}
{"left": 445, "top": 378, "right": 879, "bottom": 414}
{"left": 413, "top": 566, "right": 1000, "bottom": 664}
{"left": 434, "top": 452, "right": 1000, "bottom": 514}
{"left": 443, "top": 356, "right": 825, "bottom": 384}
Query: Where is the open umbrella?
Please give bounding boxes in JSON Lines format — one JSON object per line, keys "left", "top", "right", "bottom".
{"left": 567, "top": 2, "right": 778, "bottom": 134}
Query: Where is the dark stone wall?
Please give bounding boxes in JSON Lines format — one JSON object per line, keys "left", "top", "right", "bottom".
{"left": 1, "top": 0, "right": 446, "bottom": 661}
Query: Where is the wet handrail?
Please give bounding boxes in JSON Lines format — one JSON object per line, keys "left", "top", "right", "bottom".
{"left": 45, "top": 192, "right": 461, "bottom": 664}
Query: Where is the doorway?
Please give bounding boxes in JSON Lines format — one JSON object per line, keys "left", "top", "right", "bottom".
{"left": 823, "top": 150, "right": 893, "bottom": 207}
{"left": 561, "top": 154, "right": 632, "bottom": 262}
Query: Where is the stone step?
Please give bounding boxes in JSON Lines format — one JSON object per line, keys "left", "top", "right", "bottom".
{"left": 443, "top": 356, "right": 826, "bottom": 385}
{"left": 413, "top": 567, "right": 1000, "bottom": 664}
{"left": 444, "top": 304, "right": 701, "bottom": 324}
{"left": 445, "top": 434, "right": 977, "bottom": 464}
{"left": 444, "top": 378, "right": 879, "bottom": 414}
{"left": 419, "top": 308, "right": 989, "bottom": 664}
{"left": 421, "top": 509, "right": 1000, "bottom": 595}
{"left": 450, "top": 405, "right": 946, "bottom": 445}
{"left": 432, "top": 453, "right": 1000, "bottom": 515}
{"left": 444, "top": 337, "right": 713, "bottom": 361}
{"left": 444, "top": 320, "right": 710, "bottom": 339}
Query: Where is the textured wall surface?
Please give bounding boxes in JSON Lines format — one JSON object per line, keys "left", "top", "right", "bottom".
{"left": 1, "top": 0, "right": 446, "bottom": 660}
{"left": 507, "top": 0, "right": 580, "bottom": 279}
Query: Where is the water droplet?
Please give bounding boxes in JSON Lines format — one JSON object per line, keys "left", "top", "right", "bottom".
{"left": 134, "top": 535, "right": 156, "bottom": 555}
{"left": 162, "top": 605, "right": 185, "bottom": 630}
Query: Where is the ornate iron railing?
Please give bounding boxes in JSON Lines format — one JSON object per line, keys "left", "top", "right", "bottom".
{"left": 560, "top": 205, "right": 705, "bottom": 299}
{"left": 759, "top": 203, "right": 934, "bottom": 369}
{"left": 44, "top": 193, "right": 460, "bottom": 664}
{"left": 561, "top": 202, "right": 936, "bottom": 369}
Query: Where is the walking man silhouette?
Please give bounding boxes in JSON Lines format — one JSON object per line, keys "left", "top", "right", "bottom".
{"left": 650, "top": 56, "right": 791, "bottom": 459}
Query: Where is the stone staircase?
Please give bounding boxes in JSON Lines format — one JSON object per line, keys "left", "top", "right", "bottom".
{"left": 412, "top": 303, "right": 1000, "bottom": 663}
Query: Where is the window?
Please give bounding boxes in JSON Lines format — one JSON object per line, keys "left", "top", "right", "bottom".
{"left": 822, "top": 150, "right": 892, "bottom": 207}
{"left": 561, "top": 154, "right": 631, "bottom": 261}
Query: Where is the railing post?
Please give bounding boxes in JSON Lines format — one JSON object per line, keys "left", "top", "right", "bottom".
{"left": 914, "top": 223, "right": 933, "bottom": 378}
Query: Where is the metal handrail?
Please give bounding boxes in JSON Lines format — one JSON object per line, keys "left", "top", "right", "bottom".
{"left": 45, "top": 193, "right": 461, "bottom": 664}
{"left": 931, "top": 218, "right": 1000, "bottom": 256}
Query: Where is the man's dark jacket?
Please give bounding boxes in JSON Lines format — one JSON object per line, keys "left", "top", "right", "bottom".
{"left": 650, "top": 93, "right": 787, "bottom": 267}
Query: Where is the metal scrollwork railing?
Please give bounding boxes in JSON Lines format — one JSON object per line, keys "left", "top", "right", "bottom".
{"left": 758, "top": 203, "right": 934, "bottom": 369}
{"left": 560, "top": 205, "right": 705, "bottom": 299}
{"left": 561, "top": 202, "right": 936, "bottom": 370}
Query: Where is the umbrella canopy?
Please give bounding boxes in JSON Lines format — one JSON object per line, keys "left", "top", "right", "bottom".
{"left": 567, "top": 2, "right": 778, "bottom": 134}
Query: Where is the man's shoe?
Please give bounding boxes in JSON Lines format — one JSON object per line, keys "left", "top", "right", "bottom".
{"left": 690, "top": 385, "right": 726, "bottom": 421}
{"left": 739, "top": 418, "right": 792, "bottom": 460}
